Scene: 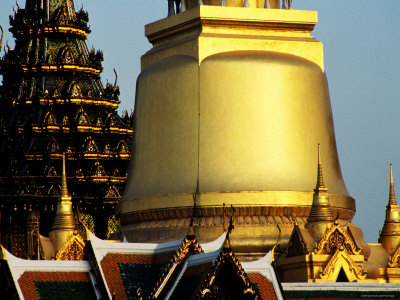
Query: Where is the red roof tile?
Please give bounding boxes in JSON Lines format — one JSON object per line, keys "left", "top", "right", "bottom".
{"left": 18, "top": 271, "right": 92, "bottom": 300}
{"left": 248, "top": 273, "right": 278, "bottom": 300}
{"left": 100, "top": 252, "right": 174, "bottom": 299}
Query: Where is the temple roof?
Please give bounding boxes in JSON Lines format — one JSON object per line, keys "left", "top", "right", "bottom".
{"left": 0, "top": 228, "right": 287, "bottom": 299}
{"left": 0, "top": 245, "right": 101, "bottom": 299}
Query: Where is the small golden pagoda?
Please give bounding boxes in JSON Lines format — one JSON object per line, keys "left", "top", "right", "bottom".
{"left": 379, "top": 164, "right": 400, "bottom": 254}
{"left": 39, "top": 154, "right": 87, "bottom": 260}
{"left": 278, "top": 160, "right": 400, "bottom": 283}
{"left": 277, "top": 147, "right": 367, "bottom": 282}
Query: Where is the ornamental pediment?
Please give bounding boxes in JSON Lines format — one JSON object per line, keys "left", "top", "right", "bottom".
{"left": 319, "top": 248, "right": 366, "bottom": 282}
{"left": 314, "top": 224, "right": 361, "bottom": 256}
{"left": 388, "top": 244, "right": 400, "bottom": 268}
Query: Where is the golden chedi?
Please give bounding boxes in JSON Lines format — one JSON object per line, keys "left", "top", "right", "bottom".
{"left": 119, "top": 2, "right": 355, "bottom": 257}
{"left": 49, "top": 154, "right": 76, "bottom": 252}
{"left": 40, "top": 154, "right": 87, "bottom": 260}
{"left": 379, "top": 164, "right": 400, "bottom": 254}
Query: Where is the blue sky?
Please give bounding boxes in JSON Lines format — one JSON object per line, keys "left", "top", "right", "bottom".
{"left": 1, "top": 1, "right": 399, "bottom": 243}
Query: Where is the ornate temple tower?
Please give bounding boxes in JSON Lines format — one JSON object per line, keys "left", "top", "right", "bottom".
{"left": 119, "top": 1, "right": 355, "bottom": 258}
{"left": 0, "top": 0, "right": 133, "bottom": 258}
{"left": 379, "top": 165, "right": 400, "bottom": 254}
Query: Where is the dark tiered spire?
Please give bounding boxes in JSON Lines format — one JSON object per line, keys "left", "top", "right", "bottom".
{"left": 0, "top": 0, "right": 133, "bottom": 258}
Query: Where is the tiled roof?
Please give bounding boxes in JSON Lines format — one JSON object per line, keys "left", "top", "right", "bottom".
{"left": 18, "top": 272, "right": 96, "bottom": 300}
{"left": 248, "top": 273, "right": 277, "bottom": 300}
{"left": 88, "top": 228, "right": 227, "bottom": 299}
{"left": 241, "top": 251, "right": 284, "bottom": 300}
{"left": 1, "top": 245, "right": 101, "bottom": 299}
{"left": 100, "top": 252, "right": 173, "bottom": 299}
{"left": 18, "top": 271, "right": 96, "bottom": 300}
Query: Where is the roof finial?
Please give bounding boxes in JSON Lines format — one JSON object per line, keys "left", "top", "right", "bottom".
{"left": 306, "top": 144, "right": 334, "bottom": 240}
{"left": 49, "top": 154, "right": 76, "bottom": 251}
{"left": 61, "top": 153, "right": 69, "bottom": 198}
{"left": 188, "top": 178, "right": 199, "bottom": 238}
{"left": 316, "top": 143, "right": 326, "bottom": 189}
{"left": 223, "top": 206, "right": 235, "bottom": 250}
{"left": 271, "top": 224, "right": 281, "bottom": 262}
{"left": 389, "top": 163, "right": 397, "bottom": 206}
{"left": 0, "top": 25, "right": 4, "bottom": 53}
{"left": 223, "top": 203, "right": 226, "bottom": 232}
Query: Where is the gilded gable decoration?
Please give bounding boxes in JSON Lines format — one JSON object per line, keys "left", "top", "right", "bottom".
{"left": 60, "top": 46, "right": 75, "bottom": 64}
{"left": 314, "top": 225, "right": 361, "bottom": 256}
{"left": 91, "top": 161, "right": 106, "bottom": 177}
{"left": 117, "top": 140, "right": 128, "bottom": 153}
{"left": 75, "top": 107, "right": 89, "bottom": 125}
{"left": 44, "top": 111, "right": 57, "bottom": 125}
{"left": 55, "top": 233, "right": 85, "bottom": 261}
{"left": 150, "top": 232, "right": 204, "bottom": 298}
{"left": 319, "top": 248, "right": 367, "bottom": 282}
{"left": 47, "top": 137, "right": 59, "bottom": 153}
{"left": 388, "top": 245, "right": 400, "bottom": 268}
{"left": 197, "top": 247, "right": 257, "bottom": 298}
{"left": 105, "top": 185, "right": 120, "bottom": 198}
{"left": 68, "top": 82, "right": 82, "bottom": 97}
{"left": 104, "top": 144, "right": 111, "bottom": 153}
{"left": 83, "top": 136, "right": 98, "bottom": 152}
{"left": 54, "top": 5, "right": 71, "bottom": 24}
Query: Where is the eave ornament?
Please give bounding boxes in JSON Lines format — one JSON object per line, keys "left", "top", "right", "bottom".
{"left": 55, "top": 233, "right": 86, "bottom": 260}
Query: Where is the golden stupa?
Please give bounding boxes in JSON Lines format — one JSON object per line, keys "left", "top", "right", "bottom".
{"left": 119, "top": 0, "right": 356, "bottom": 258}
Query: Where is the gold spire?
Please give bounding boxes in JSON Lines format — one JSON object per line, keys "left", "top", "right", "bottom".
{"left": 307, "top": 144, "right": 334, "bottom": 223}
{"left": 49, "top": 154, "right": 76, "bottom": 252}
{"left": 61, "top": 152, "right": 69, "bottom": 198}
{"left": 389, "top": 164, "right": 397, "bottom": 206}
{"left": 316, "top": 143, "right": 326, "bottom": 189}
{"left": 306, "top": 144, "right": 334, "bottom": 241}
{"left": 379, "top": 164, "right": 400, "bottom": 253}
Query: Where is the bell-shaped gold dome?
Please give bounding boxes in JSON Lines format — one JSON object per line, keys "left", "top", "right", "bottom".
{"left": 119, "top": 6, "right": 354, "bottom": 256}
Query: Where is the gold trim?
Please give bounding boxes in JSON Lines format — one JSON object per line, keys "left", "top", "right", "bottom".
{"left": 13, "top": 25, "right": 89, "bottom": 38}
{"left": 314, "top": 225, "right": 361, "bottom": 255}
{"left": 319, "top": 249, "right": 366, "bottom": 281}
